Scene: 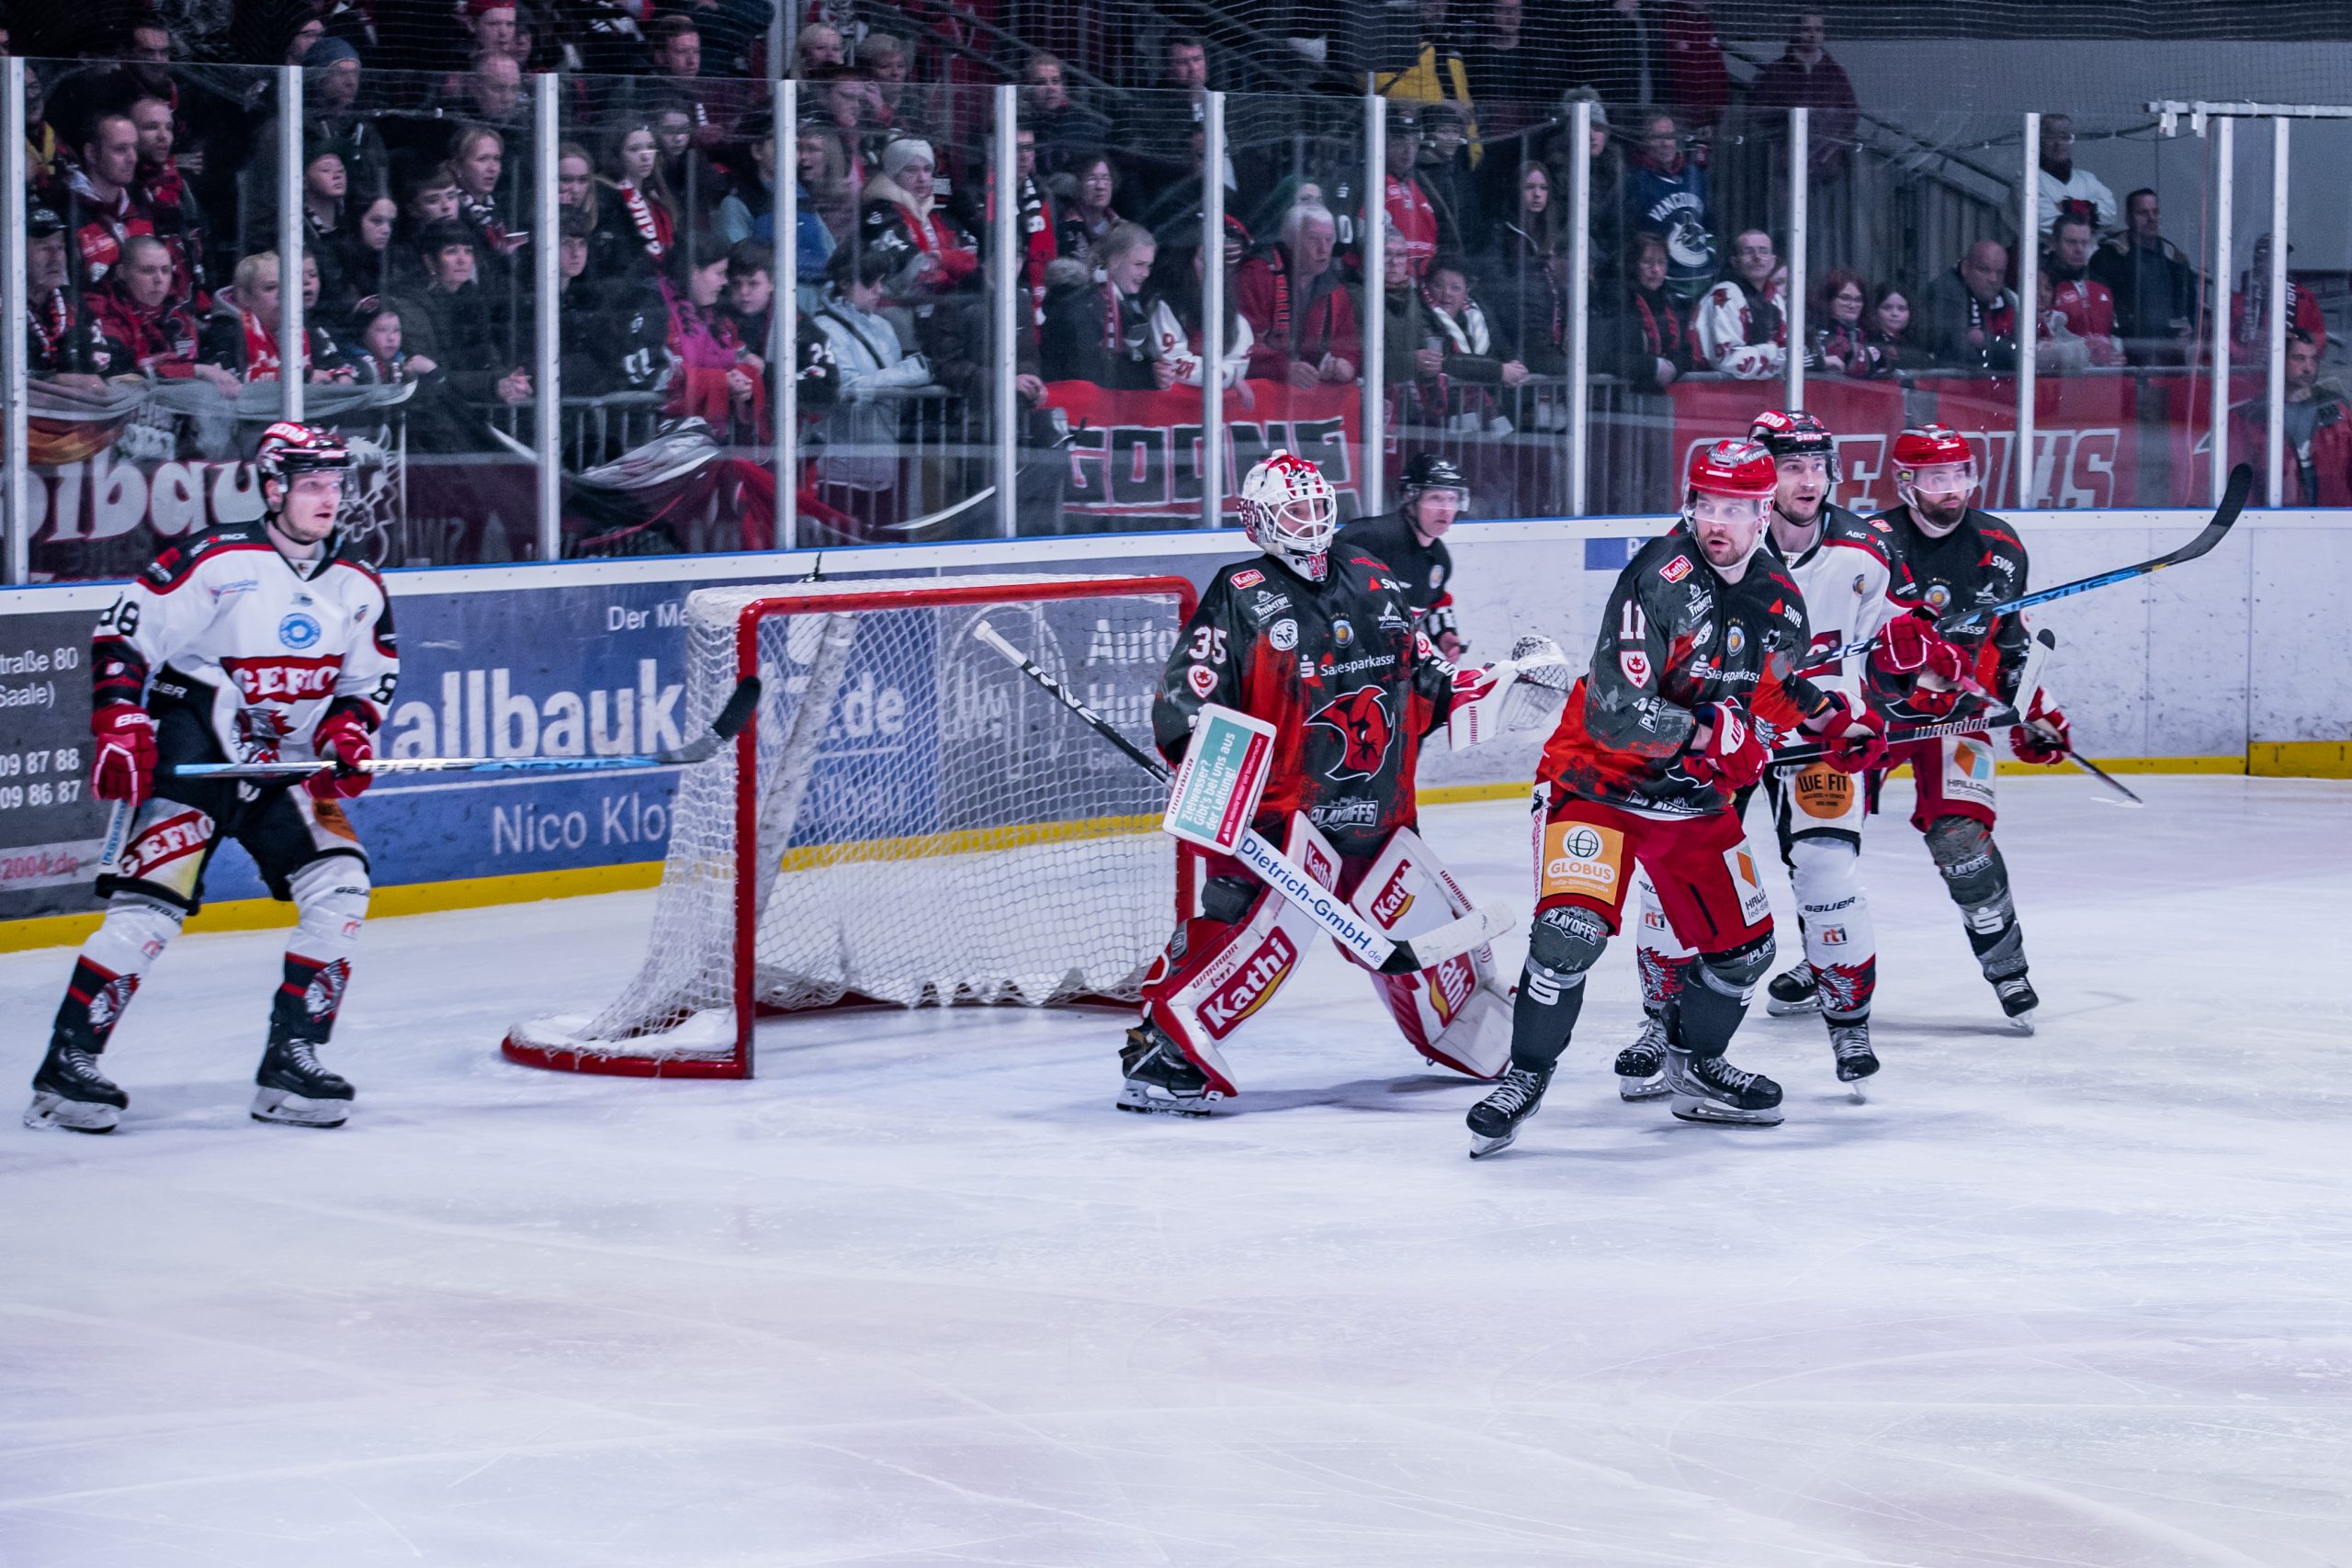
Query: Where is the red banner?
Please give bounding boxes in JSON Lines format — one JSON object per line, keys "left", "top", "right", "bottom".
{"left": 1038, "top": 379, "right": 1364, "bottom": 520}
{"left": 1664, "top": 376, "right": 1908, "bottom": 513}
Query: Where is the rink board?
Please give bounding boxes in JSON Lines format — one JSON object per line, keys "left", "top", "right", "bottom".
{"left": 3, "top": 508, "right": 2347, "bottom": 944}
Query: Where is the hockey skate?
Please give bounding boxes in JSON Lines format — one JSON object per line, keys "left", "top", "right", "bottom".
{"left": 1666, "top": 1046, "right": 1784, "bottom": 1127}
{"left": 251, "top": 1039, "right": 356, "bottom": 1128}
{"left": 25, "top": 1042, "right": 128, "bottom": 1134}
{"left": 1612, "top": 1013, "right": 1671, "bottom": 1100}
{"left": 1994, "top": 975, "right": 2039, "bottom": 1034}
{"left": 1828, "top": 1021, "right": 1879, "bottom": 1098}
{"left": 1466, "top": 1063, "right": 1552, "bottom": 1157}
{"left": 1116, "top": 1026, "right": 1217, "bottom": 1116}
{"left": 1764, "top": 963, "right": 1821, "bottom": 1017}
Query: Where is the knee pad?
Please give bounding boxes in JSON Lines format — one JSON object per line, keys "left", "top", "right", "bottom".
{"left": 1524, "top": 904, "right": 1608, "bottom": 996}
{"left": 1924, "top": 816, "right": 2013, "bottom": 932}
{"left": 288, "top": 856, "right": 371, "bottom": 964}
{"left": 82, "top": 893, "right": 187, "bottom": 978}
{"left": 1695, "top": 931, "right": 1776, "bottom": 999}
{"left": 1787, "top": 835, "right": 1861, "bottom": 913}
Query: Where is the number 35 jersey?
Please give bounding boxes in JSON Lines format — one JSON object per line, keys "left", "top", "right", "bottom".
{"left": 93, "top": 522, "right": 401, "bottom": 765}
{"left": 1151, "top": 550, "right": 1458, "bottom": 857}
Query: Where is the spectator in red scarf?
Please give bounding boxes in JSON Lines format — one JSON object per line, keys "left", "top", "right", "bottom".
{"left": 89, "top": 233, "right": 235, "bottom": 391}
{"left": 1809, "top": 268, "right": 1880, "bottom": 377}
{"left": 1592, "top": 230, "right": 1686, "bottom": 389}
{"left": 198, "top": 250, "right": 352, "bottom": 384}
{"left": 25, "top": 204, "right": 117, "bottom": 380}
{"left": 59, "top": 111, "right": 152, "bottom": 291}
{"left": 598, "top": 119, "right": 680, "bottom": 278}
{"left": 1235, "top": 202, "right": 1362, "bottom": 390}
{"left": 1041, "top": 221, "right": 1169, "bottom": 390}
{"left": 130, "top": 92, "right": 209, "bottom": 310}
{"left": 450, "top": 124, "right": 525, "bottom": 258}
{"left": 860, "top": 138, "right": 978, "bottom": 299}
{"left": 2045, "top": 212, "right": 2123, "bottom": 367}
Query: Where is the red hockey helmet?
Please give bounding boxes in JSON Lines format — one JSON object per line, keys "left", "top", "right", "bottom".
{"left": 1892, "top": 423, "right": 1978, "bottom": 528}
{"left": 1748, "top": 408, "right": 1839, "bottom": 482}
{"left": 1685, "top": 437, "right": 1779, "bottom": 503}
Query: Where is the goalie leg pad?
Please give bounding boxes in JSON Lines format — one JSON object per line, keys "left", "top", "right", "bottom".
{"left": 1350, "top": 825, "right": 1511, "bottom": 1078}
{"left": 1139, "top": 824, "right": 1336, "bottom": 1098}
{"left": 1787, "top": 835, "right": 1876, "bottom": 1022}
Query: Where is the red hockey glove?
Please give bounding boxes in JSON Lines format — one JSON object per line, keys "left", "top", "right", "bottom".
{"left": 1871, "top": 608, "right": 1970, "bottom": 683}
{"left": 2009, "top": 690, "right": 2071, "bottom": 766}
{"left": 1684, "top": 702, "right": 1768, "bottom": 792}
{"left": 1806, "top": 692, "right": 1890, "bottom": 775}
{"left": 1904, "top": 684, "right": 1966, "bottom": 721}
{"left": 309, "top": 708, "right": 377, "bottom": 800}
{"left": 90, "top": 703, "right": 157, "bottom": 805}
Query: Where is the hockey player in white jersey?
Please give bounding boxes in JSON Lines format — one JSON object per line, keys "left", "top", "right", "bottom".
{"left": 1619, "top": 411, "right": 1895, "bottom": 1096}
{"left": 25, "top": 423, "right": 398, "bottom": 1134}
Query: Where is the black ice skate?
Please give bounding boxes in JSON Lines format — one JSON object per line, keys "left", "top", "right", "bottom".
{"left": 251, "top": 1039, "right": 356, "bottom": 1128}
{"left": 25, "top": 1042, "right": 128, "bottom": 1134}
{"left": 1666, "top": 1047, "right": 1784, "bottom": 1126}
{"left": 1994, "top": 975, "right": 2039, "bottom": 1034}
{"left": 1466, "top": 1063, "right": 1553, "bottom": 1157}
{"left": 1116, "top": 1026, "right": 1217, "bottom": 1116}
{"left": 1612, "top": 1014, "right": 1671, "bottom": 1100}
{"left": 1829, "top": 1021, "right": 1879, "bottom": 1097}
{"left": 1765, "top": 963, "right": 1821, "bottom": 1017}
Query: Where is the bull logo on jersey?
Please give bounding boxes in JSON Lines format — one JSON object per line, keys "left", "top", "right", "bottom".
{"left": 1307, "top": 686, "right": 1394, "bottom": 780}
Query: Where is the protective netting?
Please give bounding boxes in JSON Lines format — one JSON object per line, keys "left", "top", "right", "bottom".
{"left": 567, "top": 574, "right": 1184, "bottom": 1058}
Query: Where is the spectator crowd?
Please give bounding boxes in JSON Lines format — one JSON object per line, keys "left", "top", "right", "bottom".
{"left": 6, "top": 0, "right": 2330, "bottom": 528}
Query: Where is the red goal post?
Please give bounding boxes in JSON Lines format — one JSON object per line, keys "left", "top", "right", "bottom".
{"left": 503, "top": 572, "right": 1199, "bottom": 1078}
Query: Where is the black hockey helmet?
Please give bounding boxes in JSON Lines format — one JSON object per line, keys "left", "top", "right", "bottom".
{"left": 1398, "top": 451, "right": 1469, "bottom": 514}
{"left": 1747, "top": 408, "right": 1839, "bottom": 482}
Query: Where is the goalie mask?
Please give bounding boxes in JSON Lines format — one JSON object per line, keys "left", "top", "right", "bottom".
{"left": 1239, "top": 450, "right": 1339, "bottom": 582}
{"left": 1681, "top": 438, "right": 1777, "bottom": 572}
{"left": 1892, "top": 423, "right": 1979, "bottom": 535}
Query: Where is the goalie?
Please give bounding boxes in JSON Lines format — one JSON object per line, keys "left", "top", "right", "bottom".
{"left": 1117, "top": 451, "right": 1567, "bottom": 1116}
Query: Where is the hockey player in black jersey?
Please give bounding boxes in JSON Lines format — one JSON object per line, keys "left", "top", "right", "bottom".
{"left": 1334, "top": 451, "right": 1468, "bottom": 658}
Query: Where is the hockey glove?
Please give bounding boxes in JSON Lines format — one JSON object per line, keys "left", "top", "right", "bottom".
{"left": 90, "top": 703, "right": 158, "bottom": 805}
{"left": 1684, "top": 702, "right": 1768, "bottom": 792}
{"left": 2009, "top": 690, "right": 2071, "bottom": 766}
{"left": 1422, "top": 601, "right": 1464, "bottom": 661}
{"left": 1806, "top": 692, "right": 1889, "bottom": 774}
{"left": 309, "top": 708, "right": 377, "bottom": 800}
{"left": 1871, "top": 608, "right": 1971, "bottom": 683}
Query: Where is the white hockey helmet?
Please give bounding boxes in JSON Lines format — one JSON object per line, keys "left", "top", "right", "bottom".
{"left": 1238, "top": 450, "right": 1338, "bottom": 582}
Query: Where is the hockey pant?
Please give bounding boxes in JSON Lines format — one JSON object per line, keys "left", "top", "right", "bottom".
{"left": 1634, "top": 762, "right": 1879, "bottom": 1022}
{"left": 1137, "top": 814, "right": 1512, "bottom": 1097}
{"left": 1518, "top": 787, "right": 1776, "bottom": 1072}
{"left": 1883, "top": 734, "right": 2030, "bottom": 986}
{"left": 55, "top": 755, "right": 372, "bottom": 1061}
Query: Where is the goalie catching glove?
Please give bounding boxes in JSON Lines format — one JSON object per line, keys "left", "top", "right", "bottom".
{"left": 1445, "top": 634, "right": 1576, "bottom": 749}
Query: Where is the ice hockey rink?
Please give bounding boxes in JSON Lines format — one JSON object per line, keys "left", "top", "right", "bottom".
{"left": 3, "top": 773, "right": 2346, "bottom": 1567}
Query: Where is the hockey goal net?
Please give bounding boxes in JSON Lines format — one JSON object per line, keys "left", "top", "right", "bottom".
{"left": 503, "top": 573, "right": 1197, "bottom": 1077}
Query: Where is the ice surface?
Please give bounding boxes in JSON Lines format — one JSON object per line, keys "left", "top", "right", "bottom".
{"left": 4, "top": 775, "right": 2349, "bottom": 1567}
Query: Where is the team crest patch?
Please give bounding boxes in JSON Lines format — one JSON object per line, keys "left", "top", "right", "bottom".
{"left": 1187, "top": 663, "right": 1217, "bottom": 697}
{"left": 1725, "top": 624, "right": 1746, "bottom": 656}
{"left": 1232, "top": 569, "right": 1264, "bottom": 588}
{"left": 1271, "top": 619, "right": 1298, "bottom": 651}
{"left": 1619, "top": 649, "right": 1652, "bottom": 687}
{"left": 1332, "top": 617, "right": 1354, "bottom": 649}
{"left": 1660, "top": 556, "right": 1693, "bottom": 583}
{"left": 1925, "top": 584, "right": 1951, "bottom": 611}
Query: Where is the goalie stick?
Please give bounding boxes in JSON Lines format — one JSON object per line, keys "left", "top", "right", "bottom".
{"left": 175, "top": 677, "right": 763, "bottom": 782}
{"left": 1809, "top": 464, "right": 2253, "bottom": 666}
{"left": 969, "top": 620, "right": 1515, "bottom": 976}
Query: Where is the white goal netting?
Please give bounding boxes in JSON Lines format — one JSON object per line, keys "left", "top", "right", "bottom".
{"left": 512, "top": 574, "right": 1188, "bottom": 1069}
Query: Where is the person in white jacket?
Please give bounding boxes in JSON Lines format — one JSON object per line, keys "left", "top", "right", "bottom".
{"left": 809, "top": 242, "right": 933, "bottom": 499}
{"left": 1144, "top": 239, "right": 1255, "bottom": 397}
{"left": 1692, "top": 229, "right": 1787, "bottom": 381}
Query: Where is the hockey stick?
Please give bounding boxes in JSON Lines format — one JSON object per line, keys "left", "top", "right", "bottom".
{"left": 1809, "top": 464, "right": 2254, "bottom": 665}
{"left": 175, "top": 677, "right": 763, "bottom": 782}
{"left": 1769, "top": 628, "right": 2055, "bottom": 771}
{"left": 969, "top": 620, "right": 1513, "bottom": 976}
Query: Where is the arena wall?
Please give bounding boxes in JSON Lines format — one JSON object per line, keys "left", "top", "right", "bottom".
{"left": 0, "top": 508, "right": 2337, "bottom": 949}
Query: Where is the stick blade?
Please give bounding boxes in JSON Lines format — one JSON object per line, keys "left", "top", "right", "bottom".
{"left": 1381, "top": 904, "right": 1521, "bottom": 974}
{"left": 710, "top": 676, "right": 763, "bottom": 740}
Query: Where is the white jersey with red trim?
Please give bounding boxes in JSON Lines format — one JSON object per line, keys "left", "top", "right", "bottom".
{"left": 93, "top": 521, "right": 400, "bottom": 763}
{"left": 1765, "top": 502, "right": 1908, "bottom": 694}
